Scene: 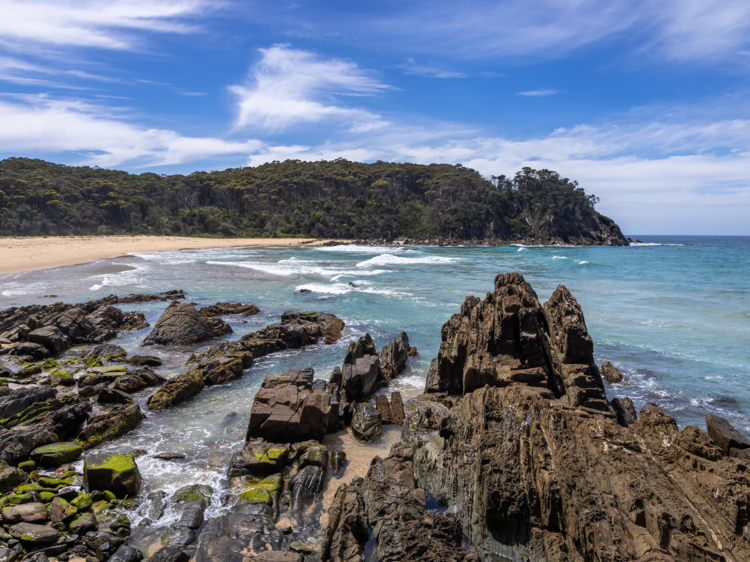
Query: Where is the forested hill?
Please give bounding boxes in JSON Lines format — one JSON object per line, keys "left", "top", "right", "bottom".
{"left": 0, "top": 157, "right": 628, "bottom": 245}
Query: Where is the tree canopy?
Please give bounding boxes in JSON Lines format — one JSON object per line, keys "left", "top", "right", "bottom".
{"left": 0, "top": 157, "right": 615, "bottom": 243}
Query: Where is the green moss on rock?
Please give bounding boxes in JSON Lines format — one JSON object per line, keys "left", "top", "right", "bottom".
{"left": 31, "top": 442, "right": 83, "bottom": 467}
{"left": 83, "top": 453, "right": 141, "bottom": 498}
{"left": 42, "top": 358, "right": 61, "bottom": 370}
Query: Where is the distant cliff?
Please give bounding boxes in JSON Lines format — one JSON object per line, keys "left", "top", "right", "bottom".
{"left": 0, "top": 158, "right": 627, "bottom": 245}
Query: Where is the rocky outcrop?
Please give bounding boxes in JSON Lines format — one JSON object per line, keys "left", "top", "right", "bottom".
{"left": 199, "top": 302, "right": 260, "bottom": 318}
{"left": 147, "top": 369, "right": 205, "bottom": 411}
{"left": 610, "top": 396, "right": 638, "bottom": 427}
{"left": 111, "top": 367, "right": 166, "bottom": 394}
{"left": 0, "top": 385, "right": 56, "bottom": 420}
{"left": 340, "top": 334, "right": 380, "bottom": 403}
{"left": 378, "top": 332, "right": 412, "bottom": 383}
{"left": 143, "top": 301, "right": 232, "bottom": 346}
{"left": 362, "top": 443, "right": 475, "bottom": 562}
{"left": 0, "top": 401, "right": 91, "bottom": 465}
{"left": 706, "top": 413, "right": 750, "bottom": 454}
{"left": 77, "top": 404, "right": 146, "bottom": 449}
{"left": 246, "top": 369, "right": 332, "bottom": 443}
{"left": 601, "top": 360, "right": 623, "bottom": 383}
{"left": 351, "top": 403, "right": 381, "bottom": 442}
{"left": 321, "top": 478, "right": 368, "bottom": 562}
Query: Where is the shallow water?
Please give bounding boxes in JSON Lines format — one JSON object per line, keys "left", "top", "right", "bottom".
{"left": 2, "top": 235, "right": 749, "bottom": 535}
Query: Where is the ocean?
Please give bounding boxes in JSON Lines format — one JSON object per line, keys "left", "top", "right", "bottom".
{"left": 1, "top": 236, "right": 749, "bottom": 530}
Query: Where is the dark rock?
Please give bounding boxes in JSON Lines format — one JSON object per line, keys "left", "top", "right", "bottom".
{"left": 15, "top": 342, "right": 50, "bottom": 360}
{"left": 0, "top": 385, "right": 56, "bottom": 419}
{"left": 246, "top": 369, "right": 331, "bottom": 443}
{"left": 374, "top": 395, "right": 392, "bottom": 424}
{"left": 68, "top": 511, "right": 97, "bottom": 534}
{"left": 28, "top": 326, "right": 69, "bottom": 354}
{"left": 610, "top": 396, "right": 638, "bottom": 427}
{"left": 379, "top": 331, "right": 410, "bottom": 383}
{"left": 300, "top": 289, "right": 312, "bottom": 294}
{"left": 111, "top": 367, "right": 166, "bottom": 394}
{"left": 0, "top": 460, "right": 29, "bottom": 493}
{"left": 0, "top": 401, "right": 91, "bottom": 465}
{"left": 109, "top": 545, "right": 144, "bottom": 562}
{"left": 77, "top": 404, "right": 145, "bottom": 449}
{"left": 97, "top": 388, "right": 133, "bottom": 405}
{"left": 143, "top": 301, "right": 233, "bottom": 346}
{"left": 89, "top": 344, "right": 126, "bottom": 360}
{"left": 191, "top": 501, "right": 277, "bottom": 561}
{"left": 199, "top": 302, "right": 260, "bottom": 318}
{"left": 601, "top": 360, "right": 624, "bottom": 383}
{"left": 401, "top": 396, "right": 449, "bottom": 446}
{"left": 50, "top": 497, "right": 77, "bottom": 523}
{"left": 128, "top": 355, "right": 162, "bottom": 367}
{"left": 351, "top": 403, "right": 381, "bottom": 442}
{"left": 706, "top": 413, "right": 750, "bottom": 453}
{"left": 250, "top": 553, "right": 303, "bottom": 562}
{"left": 330, "top": 450, "right": 346, "bottom": 472}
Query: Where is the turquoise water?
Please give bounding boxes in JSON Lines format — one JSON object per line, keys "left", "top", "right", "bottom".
{"left": 1, "top": 236, "right": 749, "bottom": 523}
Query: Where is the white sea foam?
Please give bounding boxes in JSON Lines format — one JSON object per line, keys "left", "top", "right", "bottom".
{"left": 314, "top": 244, "right": 406, "bottom": 254}
{"left": 578, "top": 261, "right": 589, "bottom": 265}
{"left": 207, "top": 259, "right": 387, "bottom": 278}
{"left": 552, "top": 256, "right": 568, "bottom": 260}
{"left": 356, "top": 254, "right": 459, "bottom": 267}
{"left": 296, "top": 282, "right": 411, "bottom": 297}
{"left": 88, "top": 264, "right": 144, "bottom": 291}
{"left": 517, "top": 247, "right": 524, "bottom": 252}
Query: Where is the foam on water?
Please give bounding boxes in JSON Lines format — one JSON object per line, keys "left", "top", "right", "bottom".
{"left": 314, "top": 244, "right": 408, "bottom": 254}
{"left": 207, "top": 259, "right": 388, "bottom": 278}
{"left": 295, "top": 282, "right": 411, "bottom": 297}
{"left": 356, "top": 254, "right": 460, "bottom": 267}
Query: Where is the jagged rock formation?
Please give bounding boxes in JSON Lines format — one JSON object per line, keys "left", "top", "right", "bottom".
{"left": 413, "top": 272, "right": 750, "bottom": 562}
{"left": 147, "top": 311, "right": 344, "bottom": 410}
{"left": 379, "top": 332, "right": 413, "bottom": 383}
{"left": 198, "top": 302, "right": 260, "bottom": 318}
{"left": 143, "top": 301, "right": 233, "bottom": 346}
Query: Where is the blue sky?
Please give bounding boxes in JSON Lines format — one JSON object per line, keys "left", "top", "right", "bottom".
{"left": 1, "top": 0, "right": 749, "bottom": 234}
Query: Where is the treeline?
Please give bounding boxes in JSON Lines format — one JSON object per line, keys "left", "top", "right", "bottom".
{"left": 0, "top": 157, "right": 611, "bottom": 242}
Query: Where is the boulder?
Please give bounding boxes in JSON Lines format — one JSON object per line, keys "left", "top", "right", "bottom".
{"left": 109, "top": 545, "right": 145, "bottom": 562}
{"left": 68, "top": 511, "right": 98, "bottom": 534}
{"left": 706, "top": 413, "right": 750, "bottom": 453}
{"left": 601, "top": 360, "right": 624, "bottom": 383}
{"left": 0, "top": 460, "right": 29, "bottom": 493}
{"left": 111, "top": 366, "right": 166, "bottom": 393}
{"left": 77, "top": 404, "right": 146, "bottom": 449}
{"left": 352, "top": 403, "right": 382, "bottom": 442}
{"left": 374, "top": 394, "right": 392, "bottom": 424}
{"left": 237, "top": 475, "right": 282, "bottom": 506}
{"left": 89, "top": 343, "right": 127, "bottom": 360}
{"left": 49, "top": 369, "right": 74, "bottom": 386}
{"left": 297, "top": 441, "right": 328, "bottom": 470}
{"left": 150, "top": 546, "right": 190, "bottom": 562}
{"left": 84, "top": 453, "right": 141, "bottom": 498}
{"left": 128, "top": 355, "right": 162, "bottom": 367}
{"left": 341, "top": 334, "right": 380, "bottom": 402}
{"left": 9, "top": 522, "right": 58, "bottom": 543}
{"left": 147, "top": 369, "right": 205, "bottom": 411}
{"left": 0, "top": 502, "right": 48, "bottom": 523}
{"left": 390, "top": 391, "right": 405, "bottom": 425}
{"left": 379, "top": 331, "right": 410, "bottom": 383}
{"left": 49, "top": 497, "right": 77, "bottom": 523}
{"left": 199, "top": 302, "right": 260, "bottom": 317}
{"left": 228, "top": 440, "right": 289, "bottom": 478}
{"left": 246, "top": 370, "right": 331, "bottom": 443}
{"left": 98, "top": 388, "right": 133, "bottom": 405}
{"left": 0, "top": 401, "right": 91, "bottom": 465}
{"left": 28, "top": 325, "right": 69, "bottom": 354}
{"left": 30, "top": 442, "right": 83, "bottom": 467}
{"left": 288, "top": 465, "right": 325, "bottom": 510}
{"left": 143, "top": 301, "right": 232, "bottom": 346}
{"left": 15, "top": 342, "right": 51, "bottom": 360}
{"left": 610, "top": 396, "right": 638, "bottom": 427}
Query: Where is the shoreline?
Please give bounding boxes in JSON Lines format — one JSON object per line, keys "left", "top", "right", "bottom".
{"left": 0, "top": 235, "right": 341, "bottom": 275}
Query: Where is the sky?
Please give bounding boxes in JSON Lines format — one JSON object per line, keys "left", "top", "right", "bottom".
{"left": 0, "top": 0, "right": 749, "bottom": 234}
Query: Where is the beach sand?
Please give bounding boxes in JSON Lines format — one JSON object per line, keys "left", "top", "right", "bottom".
{"left": 0, "top": 236, "right": 336, "bottom": 274}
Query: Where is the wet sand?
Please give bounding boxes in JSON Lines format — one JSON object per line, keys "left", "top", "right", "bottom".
{"left": 0, "top": 236, "right": 341, "bottom": 274}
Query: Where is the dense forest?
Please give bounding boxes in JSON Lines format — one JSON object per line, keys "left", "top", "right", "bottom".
{"left": 0, "top": 157, "right": 627, "bottom": 245}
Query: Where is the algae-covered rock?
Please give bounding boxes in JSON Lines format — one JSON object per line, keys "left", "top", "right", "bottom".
{"left": 71, "top": 492, "right": 93, "bottom": 511}
{"left": 352, "top": 403, "right": 382, "bottom": 442}
{"left": 129, "top": 354, "right": 162, "bottom": 367}
{"left": 227, "top": 440, "right": 289, "bottom": 478}
{"left": 30, "top": 442, "right": 83, "bottom": 467}
{"left": 78, "top": 373, "right": 103, "bottom": 388}
{"left": 173, "top": 484, "right": 213, "bottom": 510}
{"left": 69, "top": 510, "right": 98, "bottom": 534}
{"left": 9, "top": 521, "right": 58, "bottom": 543}
{"left": 77, "top": 404, "right": 146, "bottom": 449}
{"left": 42, "top": 358, "right": 61, "bottom": 370}
{"left": 18, "top": 460, "right": 35, "bottom": 472}
{"left": 237, "top": 475, "right": 283, "bottom": 506}
{"left": 147, "top": 368, "right": 204, "bottom": 411}
{"left": 49, "top": 369, "right": 74, "bottom": 386}
{"left": 0, "top": 460, "right": 29, "bottom": 493}
{"left": 84, "top": 453, "right": 141, "bottom": 498}
{"left": 97, "top": 388, "right": 133, "bottom": 405}
{"left": 50, "top": 496, "right": 77, "bottom": 523}
{"left": 17, "top": 363, "right": 42, "bottom": 378}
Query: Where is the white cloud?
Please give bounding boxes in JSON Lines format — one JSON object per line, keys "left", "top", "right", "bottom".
{"left": 518, "top": 90, "right": 558, "bottom": 97}
{"left": 0, "top": 95, "right": 261, "bottom": 167}
{"left": 229, "top": 45, "right": 390, "bottom": 133}
{"left": 398, "top": 59, "right": 466, "bottom": 79}
{"left": 0, "top": 0, "right": 208, "bottom": 51}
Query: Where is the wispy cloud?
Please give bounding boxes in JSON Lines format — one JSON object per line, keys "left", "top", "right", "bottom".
{"left": 229, "top": 44, "right": 390, "bottom": 133}
{"left": 398, "top": 59, "right": 465, "bottom": 79}
{"left": 0, "top": 0, "right": 209, "bottom": 51}
{"left": 0, "top": 95, "right": 261, "bottom": 167}
{"left": 518, "top": 89, "right": 558, "bottom": 97}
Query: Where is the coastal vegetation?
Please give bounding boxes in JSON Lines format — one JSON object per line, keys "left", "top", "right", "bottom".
{"left": 0, "top": 157, "right": 620, "bottom": 243}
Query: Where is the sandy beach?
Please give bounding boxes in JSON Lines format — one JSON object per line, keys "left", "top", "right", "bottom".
{"left": 0, "top": 236, "right": 334, "bottom": 275}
